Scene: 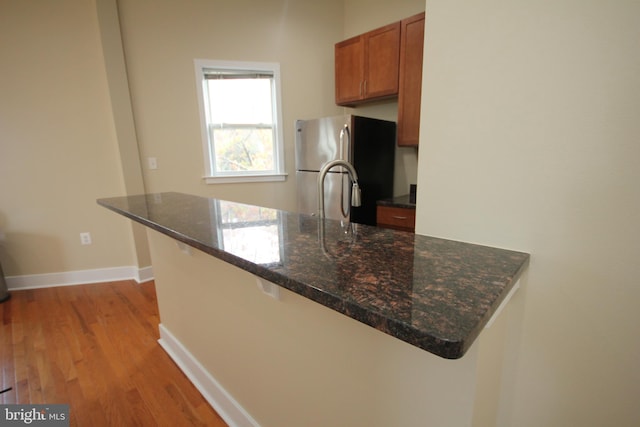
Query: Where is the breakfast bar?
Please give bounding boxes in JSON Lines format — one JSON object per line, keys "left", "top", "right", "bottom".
{"left": 98, "top": 191, "right": 530, "bottom": 426}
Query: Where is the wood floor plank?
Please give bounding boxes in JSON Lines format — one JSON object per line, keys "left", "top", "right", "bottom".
{"left": 0, "top": 280, "right": 228, "bottom": 426}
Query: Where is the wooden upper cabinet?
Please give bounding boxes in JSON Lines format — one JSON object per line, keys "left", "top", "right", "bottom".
{"left": 397, "top": 12, "right": 425, "bottom": 147}
{"left": 335, "top": 36, "right": 365, "bottom": 105}
{"left": 363, "top": 22, "right": 401, "bottom": 99}
{"left": 335, "top": 22, "right": 400, "bottom": 106}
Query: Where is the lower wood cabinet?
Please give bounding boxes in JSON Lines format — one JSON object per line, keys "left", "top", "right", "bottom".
{"left": 377, "top": 205, "right": 416, "bottom": 232}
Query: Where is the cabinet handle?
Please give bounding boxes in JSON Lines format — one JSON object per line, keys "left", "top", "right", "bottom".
{"left": 363, "top": 80, "right": 367, "bottom": 95}
{"left": 392, "top": 215, "right": 408, "bottom": 220}
{"left": 359, "top": 80, "right": 364, "bottom": 96}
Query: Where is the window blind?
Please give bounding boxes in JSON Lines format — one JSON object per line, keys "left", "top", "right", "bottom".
{"left": 203, "top": 69, "right": 273, "bottom": 80}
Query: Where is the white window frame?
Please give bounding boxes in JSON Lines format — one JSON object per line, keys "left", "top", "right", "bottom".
{"left": 194, "top": 59, "right": 287, "bottom": 184}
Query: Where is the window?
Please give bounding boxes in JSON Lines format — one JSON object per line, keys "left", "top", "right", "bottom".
{"left": 195, "top": 59, "right": 286, "bottom": 183}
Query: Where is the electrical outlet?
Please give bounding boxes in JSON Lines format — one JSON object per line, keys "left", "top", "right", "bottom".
{"left": 148, "top": 157, "right": 158, "bottom": 170}
{"left": 80, "top": 232, "right": 92, "bottom": 245}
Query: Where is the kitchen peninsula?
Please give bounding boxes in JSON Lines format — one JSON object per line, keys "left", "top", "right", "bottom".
{"left": 98, "top": 192, "right": 529, "bottom": 426}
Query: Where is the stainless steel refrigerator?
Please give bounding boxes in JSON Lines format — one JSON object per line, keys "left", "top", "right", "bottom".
{"left": 295, "top": 115, "right": 396, "bottom": 226}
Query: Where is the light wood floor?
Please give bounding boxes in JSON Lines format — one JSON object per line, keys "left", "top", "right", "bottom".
{"left": 0, "top": 280, "right": 227, "bottom": 426}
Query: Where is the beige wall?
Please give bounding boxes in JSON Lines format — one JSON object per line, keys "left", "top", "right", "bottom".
{"left": 0, "top": 0, "right": 136, "bottom": 276}
{"left": 95, "top": 0, "right": 151, "bottom": 268}
{"left": 343, "top": 0, "right": 424, "bottom": 37}
{"left": 117, "top": 0, "right": 345, "bottom": 210}
{"left": 417, "top": 0, "right": 640, "bottom": 425}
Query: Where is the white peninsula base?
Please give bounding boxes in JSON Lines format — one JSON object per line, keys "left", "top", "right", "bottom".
{"left": 147, "top": 229, "right": 523, "bottom": 427}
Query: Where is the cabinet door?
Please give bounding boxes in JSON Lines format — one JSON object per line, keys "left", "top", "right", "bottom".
{"left": 335, "top": 35, "right": 365, "bottom": 106}
{"left": 397, "top": 12, "right": 425, "bottom": 147}
{"left": 364, "top": 21, "right": 401, "bottom": 99}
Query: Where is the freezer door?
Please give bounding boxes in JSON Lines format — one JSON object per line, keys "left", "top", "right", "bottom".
{"left": 296, "top": 170, "right": 350, "bottom": 221}
{"left": 295, "top": 116, "right": 350, "bottom": 171}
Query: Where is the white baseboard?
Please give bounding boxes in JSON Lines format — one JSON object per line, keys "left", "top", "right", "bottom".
{"left": 135, "top": 266, "right": 155, "bottom": 283}
{"left": 158, "top": 324, "right": 260, "bottom": 427}
{"left": 5, "top": 265, "right": 154, "bottom": 290}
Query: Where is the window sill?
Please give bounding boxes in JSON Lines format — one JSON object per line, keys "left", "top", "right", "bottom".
{"left": 203, "top": 173, "right": 288, "bottom": 184}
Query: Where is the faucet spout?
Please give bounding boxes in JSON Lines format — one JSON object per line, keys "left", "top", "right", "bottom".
{"left": 317, "top": 159, "right": 361, "bottom": 219}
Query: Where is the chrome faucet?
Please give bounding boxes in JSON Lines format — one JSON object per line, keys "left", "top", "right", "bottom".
{"left": 317, "top": 159, "right": 361, "bottom": 219}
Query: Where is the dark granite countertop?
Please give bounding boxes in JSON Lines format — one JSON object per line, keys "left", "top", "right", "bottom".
{"left": 98, "top": 192, "right": 529, "bottom": 359}
{"left": 377, "top": 194, "right": 416, "bottom": 209}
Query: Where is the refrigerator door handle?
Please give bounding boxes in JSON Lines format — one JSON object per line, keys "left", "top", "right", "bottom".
{"left": 339, "top": 124, "right": 351, "bottom": 161}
